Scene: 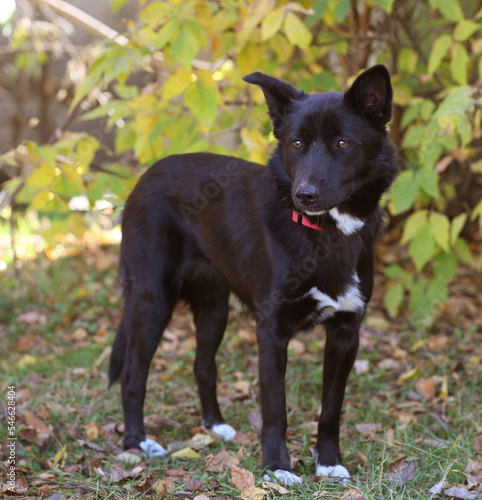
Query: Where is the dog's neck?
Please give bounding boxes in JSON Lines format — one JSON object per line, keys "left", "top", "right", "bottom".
{"left": 292, "top": 210, "right": 324, "bottom": 231}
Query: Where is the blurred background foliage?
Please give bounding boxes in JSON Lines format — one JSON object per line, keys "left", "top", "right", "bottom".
{"left": 0, "top": 0, "right": 480, "bottom": 328}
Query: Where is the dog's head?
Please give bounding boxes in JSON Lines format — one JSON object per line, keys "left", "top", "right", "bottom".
{"left": 243, "top": 66, "right": 396, "bottom": 216}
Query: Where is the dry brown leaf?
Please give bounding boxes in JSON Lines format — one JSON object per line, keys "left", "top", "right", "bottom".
{"left": 386, "top": 457, "right": 417, "bottom": 486}
{"left": 14, "top": 335, "right": 38, "bottom": 352}
{"left": 262, "top": 481, "right": 289, "bottom": 494}
{"left": 341, "top": 489, "right": 364, "bottom": 500}
{"left": 183, "top": 477, "right": 205, "bottom": 492}
{"left": 465, "top": 459, "right": 482, "bottom": 488}
{"left": 205, "top": 450, "right": 239, "bottom": 472}
{"left": 71, "top": 327, "right": 89, "bottom": 341}
{"left": 153, "top": 477, "right": 177, "bottom": 495}
{"left": 444, "top": 486, "right": 478, "bottom": 499}
{"left": 231, "top": 464, "right": 255, "bottom": 490}
{"left": 356, "top": 448, "right": 368, "bottom": 464}
{"left": 25, "top": 411, "right": 49, "bottom": 432}
{"left": 248, "top": 409, "right": 263, "bottom": 436}
{"left": 415, "top": 377, "right": 436, "bottom": 399}
{"left": 193, "top": 495, "right": 211, "bottom": 500}
{"left": 355, "top": 423, "right": 381, "bottom": 435}
{"left": 166, "top": 466, "right": 185, "bottom": 478}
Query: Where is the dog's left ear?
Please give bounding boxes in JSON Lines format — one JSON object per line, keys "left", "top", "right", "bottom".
{"left": 243, "top": 72, "right": 304, "bottom": 134}
{"left": 344, "top": 65, "right": 392, "bottom": 126}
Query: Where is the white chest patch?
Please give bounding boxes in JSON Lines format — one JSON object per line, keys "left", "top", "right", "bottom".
{"left": 309, "top": 275, "right": 364, "bottom": 321}
{"left": 328, "top": 207, "right": 365, "bottom": 236}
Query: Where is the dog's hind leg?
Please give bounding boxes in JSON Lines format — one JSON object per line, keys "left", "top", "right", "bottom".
{"left": 314, "top": 312, "right": 361, "bottom": 480}
{"left": 186, "top": 272, "right": 235, "bottom": 441}
{"left": 121, "top": 285, "right": 176, "bottom": 457}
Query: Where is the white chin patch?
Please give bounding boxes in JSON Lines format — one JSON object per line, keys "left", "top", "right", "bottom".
{"left": 210, "top": 423, "right": 236, "bottom": 441}
{"left": 329, "top": 207, "right": 364, "bottom": 235}
{"left": 316, "top": 464, "right": 350, "bottom": 480}
{"left": 263, "top": 470, "right": 303, "bottom": 485}
{"left": 139, "top": 438, "right": 167, "bottom": 457}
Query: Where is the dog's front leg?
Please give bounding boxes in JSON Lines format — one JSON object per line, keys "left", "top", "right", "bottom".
{"left": 315, "top": 312, "right": 361, "bottom": 480}
{"left": 257, "top": 324, "right": 302, "bottom": 485}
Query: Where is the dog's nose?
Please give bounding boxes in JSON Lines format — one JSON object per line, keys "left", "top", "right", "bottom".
{"left": 295, "top": 185, "right": 319, "bottom": 206}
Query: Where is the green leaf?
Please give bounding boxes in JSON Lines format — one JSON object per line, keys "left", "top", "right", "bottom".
{"left": 401, "top": 210, "right": 428, "bottom": 244}
{"left": 372, "top": 0, "right": 394, "bottom": 13}
{"left": 450, "top": 213, "right": 467, "bottom": 245}
{"left": 385, "top": 281, "right": 404, "bottom": 317}
{"left": 451, "top": 43, "right": 469, "bottom": 85}
{"left": 409, "top": 230, "right": 436, "bottom": 271}
{"left": 433, "top": 250, "right": 458, "bottom": 282}
{"left": 184, "top": 81, "right": 219, "bottom": 124}
{"left": 438, "top": 0, "right": 464, "bottom": 21}
{"left": 26, "top": 162, "right": 55, "bottom": 189}
{"left": 111, "top": 0, "right": 131, "bottom": 13}
{"left": 170, "top": 26, "right": 198, "bottom": 70}
{"left": 429, "top": 212, "right": 450, "bottom": 252}
{"left": 402, "top": 124, "right": 426, "bottom": 148}
{"left": 398, "top": 47, "right": 418, "bottom": 74}
{"left": 383, "top": 264, "right": 405, "bottom": 279}
{"left": 454, "top": 19, "right": 481, "bottom": 41}
{"left": 390, "top": 170, "right": 419, "bottom": 213}
{"left": 456, "top": 115, "right": 472, "bottom": 147}
{"left": 416, "top": 168, "right": 439, "bottom": 199}
{"left": 428, "top": 34, "right": 451, "bottom": 74}
{"left": 333, "top": 0, "right": 351, "bottom": 22}
{"left": 283, "top": 12, "right": 312, "bottom": 50}
{"left": 454, "top": 237, "right": 472, "bottom": 263}
{"left": 261, "top": 7, "right": 285, "bottom": 41}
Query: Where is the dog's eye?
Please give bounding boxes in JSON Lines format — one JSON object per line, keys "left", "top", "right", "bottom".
{"left": 292, "top": 140, "right": 302, "bottom": 149}
{"left": 337, "top": 140, "right": 350, "bottom": 148}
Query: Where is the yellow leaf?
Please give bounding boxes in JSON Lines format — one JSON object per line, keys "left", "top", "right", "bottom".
{"left": 163, "top": 68, "right": 193, "bottom": 101}
{"left": 261, "top": 7, "right": 285, "bottom": 41}
{"left": 54, "top": 446, "right": 67, "bottom": 464}
{"left": 283, "top": 12, "right": 312, "bottom": 50}
{"left": 241, "top": 486, "right": 267, "bottom": 500}
{"left": 85, "top": 421, "right": 100, "bottom": 441}
{"left": 439, "top": 374, "right": 449, "bottom": 399}
{"left": 30, "top": 191, "right": 52, "bottom": 211}
{"left": 189, "top": 433, "right": 214, "bottom": 449}
{"left": 26, "top": 161, "right": 56, "bottom": 189}
{"left": 171, "top": 447, "right": 201, "bottom": 459}
{"left": 128, "top": 94, "right": 158, "bottom": 110}
{"left": 398, "top": 366, "right": 419, "bottom": 382}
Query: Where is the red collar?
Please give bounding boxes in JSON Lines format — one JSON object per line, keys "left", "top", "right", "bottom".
{"left": 292, "top": 210, "right": 324, "bottom": 231}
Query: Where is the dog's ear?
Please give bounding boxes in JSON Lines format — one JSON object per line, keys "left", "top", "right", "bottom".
{"left": 243, "top": 72, "right": 304, "bottom": 132}
{"left": 344, "top": 65, "right": 392, "bottom": 126}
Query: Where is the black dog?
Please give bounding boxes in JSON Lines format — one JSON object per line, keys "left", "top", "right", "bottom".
{"left": 109, "top": 65, "right": 397, "bottom": 484}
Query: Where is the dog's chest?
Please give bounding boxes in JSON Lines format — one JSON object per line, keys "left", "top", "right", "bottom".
{"left": 303, "top": 275, "right": 365, "bottom": 322}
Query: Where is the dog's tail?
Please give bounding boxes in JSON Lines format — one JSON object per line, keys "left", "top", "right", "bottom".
{"left": 108, "top": 318, "right": 127, "bottom": 387}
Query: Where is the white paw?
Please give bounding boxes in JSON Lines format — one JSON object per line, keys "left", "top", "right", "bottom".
{"left": 210, "top": 423, "right": 236, "bottom": 441}
{"left": 316, "top": 464, "right": 350, "bottom": 480}
{"left": 263, "top": 470, "right": 303, "bottom": 485}
{"left": 139, "top": 438, "right": 167, "bottom": 457}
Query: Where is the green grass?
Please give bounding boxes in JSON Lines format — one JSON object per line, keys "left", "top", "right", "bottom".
{"left": 0, "top": 247, "right": 480, "bottom": 499}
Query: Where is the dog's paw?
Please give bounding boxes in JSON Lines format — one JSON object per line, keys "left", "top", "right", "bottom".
{"left": 263, "top": 470, "right": 303, "bottom": 485}
{"left": 210, "top": 423, "right": 236, "bottom": 441}
{"left": 316, "top": 464, "right": 350, "bottom": 481}
{"left": 139, "top": 438, "right": 167, "bottom": 457}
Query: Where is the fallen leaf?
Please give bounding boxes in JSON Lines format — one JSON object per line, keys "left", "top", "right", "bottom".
{"left": 166, "top": 466, "right": 185, "bottom": 478}
{"left": 241, "top": 486, "right": 266, "bottom": 500}
{"left": 354, "top": 359, "right": 369, "bottom": 375}
{"left": 248, "top": 409, "right": 263, "bottom": 436}
{"left": 14, "top": 335, "right": 38, "bottom": 352}
{"left": 171, "top": 447, "right": 201, "bottom": 459}
{"left": 386, "top": 457, "right": 417, "bottom": 486}
{"left": 356, "top": 449, "right": 368, "bottom": 464}
{"left": 153, "top": 477, "right": 177, "bottom": 495}
{"left": 398, "top": 366, "right": 420, "bottom": 382}
{"left": 71, "top": 327, "right": 89, "bottom": 341}
{"left": 205, "top": 450, "right": 239, "bottom": 472}
{"left": 25, "top": 411, "right": 49, "bottom": 432}
{"left": 355, "top": 423, "right": 381, "bottom": 435}
{"left": 231, "top": 464, "right": 255, "bottom": 490}
{"left": 465, "top": 459, "right": 482, "bottom": 488}
{"left": 444, "top": 486, "right": 478, "bottom": 499}
{"left": 428, "top": 480, "right": 448, "bottom": 495}
{"left": 18, "top": 311, "right": 48, "bottom": 324}
{"left": 183, "top": 477, "right": 205, "bottom": 491}
{"left": 193, "top": 496, "right": 211, "bottom": 500}
{"left": 116, "top": 450, "right": 141, "bottom": 464}
{"left": 84, "top": 421, "right": 100, "bottom": 441}
{"left": 341, "top": 489, "right": 364, "bottom": 500}
{"left": 46, "top": 494, "right": 67, "bottom": 500}
{"left": 415, "top": 377, "right": 436, "bottom": 399}
{"left": 262, "top": 481, "right": 289, "bottom": 494}
{"left": 189, "top": 433, "right": 214, "bottom": 449}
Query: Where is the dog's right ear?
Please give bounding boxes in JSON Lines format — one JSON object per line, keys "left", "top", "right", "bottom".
{"left": 243, "top": 72, "right": 304, "bottom": 132}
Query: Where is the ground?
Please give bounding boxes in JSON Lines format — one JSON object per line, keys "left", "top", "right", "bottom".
{"left": 0, "top": 231, "right": 481, "bottom": 500}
